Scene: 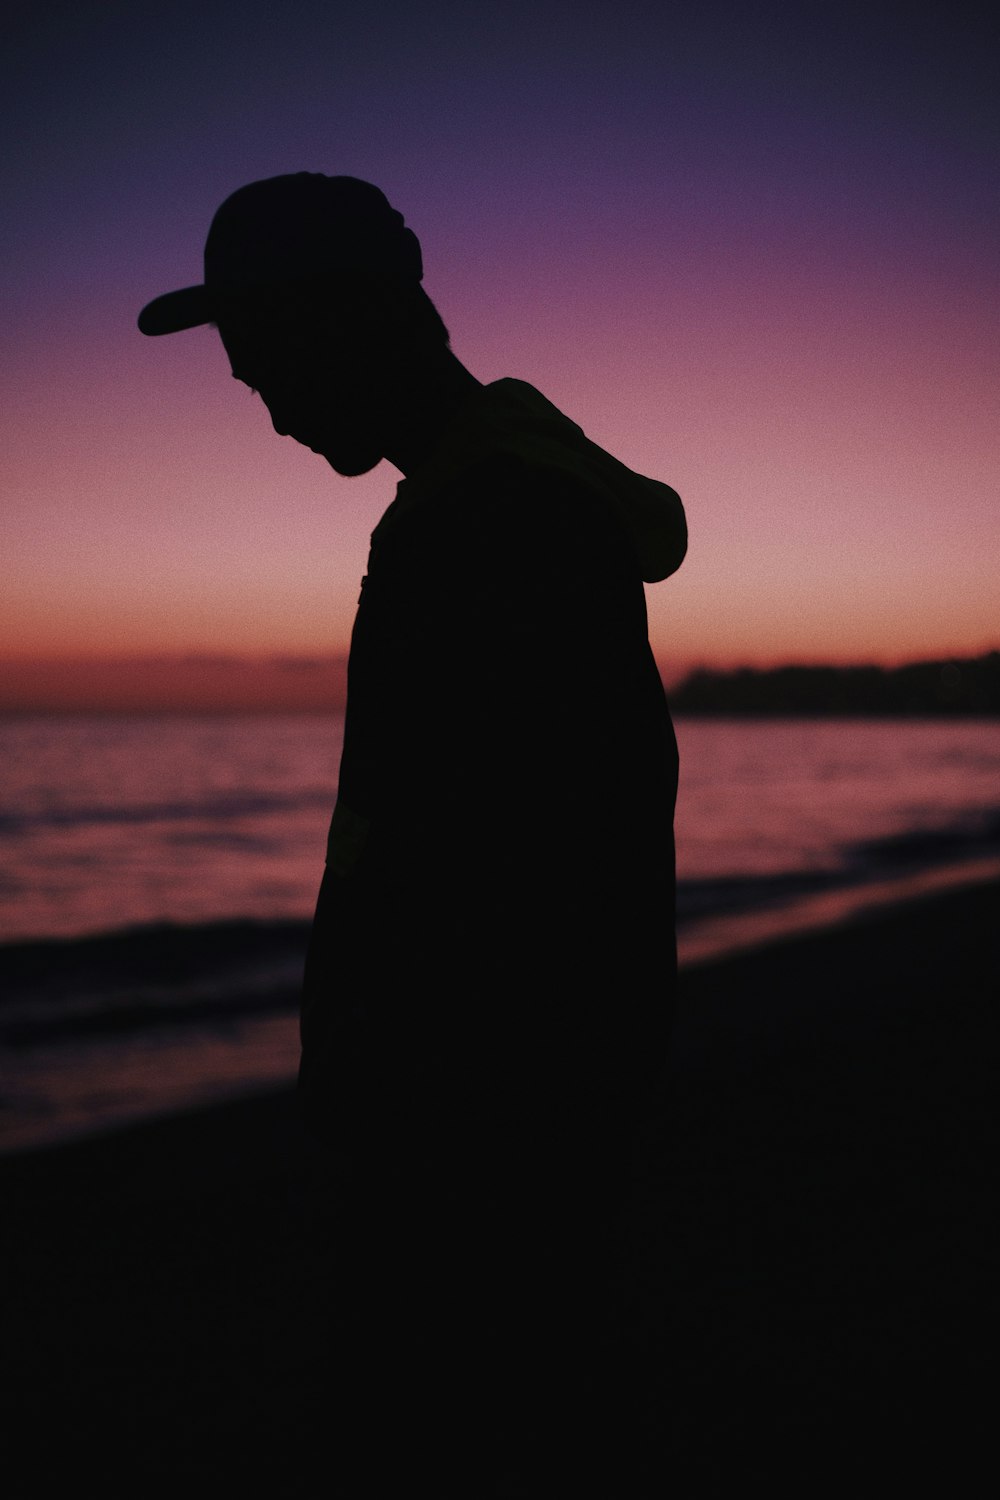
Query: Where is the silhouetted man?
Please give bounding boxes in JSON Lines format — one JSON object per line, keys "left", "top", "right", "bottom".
{"left": 139, "top": 173, "right": 686, "bottom": 1495}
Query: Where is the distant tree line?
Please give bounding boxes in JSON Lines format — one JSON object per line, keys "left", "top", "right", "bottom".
{"left": 669, "top": 651, "right": 1000, "bottom": 716}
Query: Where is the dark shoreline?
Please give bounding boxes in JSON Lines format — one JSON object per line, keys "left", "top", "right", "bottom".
{"left": 6, "top": 880, "right": 997, "bottom": 1495}
{"left": 668, "top": 649, "right": 1000, "bottom": 715}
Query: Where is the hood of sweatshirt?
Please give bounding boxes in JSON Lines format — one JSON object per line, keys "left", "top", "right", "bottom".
{"left": 380, "top": 378, "right": 687, "bottom": 583}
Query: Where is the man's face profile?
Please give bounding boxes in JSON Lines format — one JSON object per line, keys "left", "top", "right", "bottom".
{"left": 217, "top": 292, "right": 389, "bottom": 477}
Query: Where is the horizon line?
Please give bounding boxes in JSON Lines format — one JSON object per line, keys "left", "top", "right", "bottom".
{"left": 1, "top": 647, "right": 997, "bottom": 716}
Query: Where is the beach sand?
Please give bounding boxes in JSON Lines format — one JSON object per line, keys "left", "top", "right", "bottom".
{"left": 6, "top": 881, "right": 996, "bottom": 1496}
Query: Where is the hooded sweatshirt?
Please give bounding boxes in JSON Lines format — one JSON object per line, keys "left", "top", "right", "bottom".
{"left": 373, "top": 377, "right": 687, "bottom": 583}
{"left": 299, "top": 379, "right": 686, "bottom": 1152}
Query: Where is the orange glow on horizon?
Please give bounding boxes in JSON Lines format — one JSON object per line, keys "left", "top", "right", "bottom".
{"left": 2, "top": 644, "right": 996, "bottom": 715}
{"left": 0, "top": 657, "right": 349, "bottom": 715}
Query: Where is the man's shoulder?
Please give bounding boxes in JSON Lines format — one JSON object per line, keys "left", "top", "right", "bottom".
{"left": 414, "top": 448, "right": 636, "bottom": 573}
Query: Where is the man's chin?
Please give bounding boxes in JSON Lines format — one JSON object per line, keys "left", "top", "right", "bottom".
{"left": 316, "top": 448, "right": 383, "bottom": 477}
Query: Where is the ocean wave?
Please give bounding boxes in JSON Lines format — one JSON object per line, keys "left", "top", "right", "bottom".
{"left": 0, "top": 919, "right": 306, "bottom": 1053}
{"left": 0, "top": 792, "right": 333, "bottom": 835}
{"left": 845, "top": 807, "right": 1000, "bottom": 871}
{"left": 677, "top": 805, "right": 1000, "bottom": 926}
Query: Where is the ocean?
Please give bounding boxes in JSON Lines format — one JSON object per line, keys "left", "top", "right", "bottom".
{"left": 2, "top": 714, "right": 998, "bottom": 1152}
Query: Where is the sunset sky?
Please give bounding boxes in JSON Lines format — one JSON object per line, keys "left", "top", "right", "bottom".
{"left": 4, "top": 0, "right": 997, "bottom": 708}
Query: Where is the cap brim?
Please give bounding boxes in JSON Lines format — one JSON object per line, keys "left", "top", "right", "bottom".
{"left": 137, "top": 285, "right": 214, "bottom": 336}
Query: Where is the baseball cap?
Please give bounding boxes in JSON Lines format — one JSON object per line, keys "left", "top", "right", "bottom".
{"left": 137, "top": 173, "right": 423, "bottom": 336}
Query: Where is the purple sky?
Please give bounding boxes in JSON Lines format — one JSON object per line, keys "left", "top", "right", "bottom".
{"left": 4, "top": 0, "right": 997, "bottom": 702}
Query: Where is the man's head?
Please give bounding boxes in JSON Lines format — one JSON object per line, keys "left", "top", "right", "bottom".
{"left": 138, "top": 173, "right": 452, "bottom": 474}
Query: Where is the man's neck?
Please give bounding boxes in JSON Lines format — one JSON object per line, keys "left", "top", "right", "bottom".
{"left": 383, "top": 351, "right": 483, "bottom": 477}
